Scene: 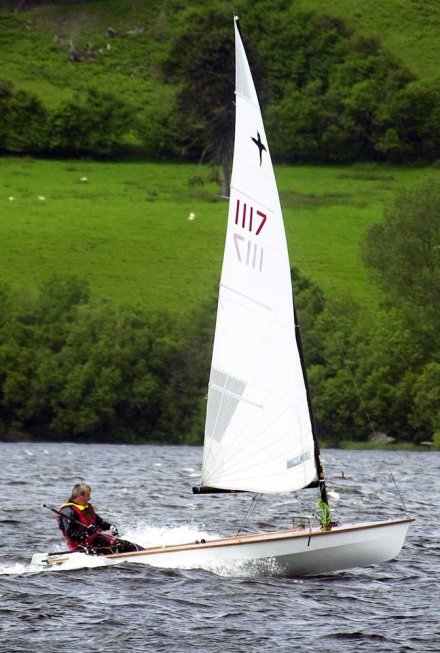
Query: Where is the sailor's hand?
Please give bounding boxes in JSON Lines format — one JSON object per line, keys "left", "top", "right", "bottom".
{"left": 86, "top": 524, "right": 98, "bottom": 536}
{"left": 110, "top": 525, "right": 119, "bottom": 537}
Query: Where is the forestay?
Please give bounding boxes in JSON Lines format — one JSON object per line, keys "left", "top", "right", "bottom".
{"left": 200, "top": 19, "right": 317, "bottom": 494}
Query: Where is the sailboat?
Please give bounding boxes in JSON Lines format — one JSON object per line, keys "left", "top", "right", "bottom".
{"left": 33, "top": 18, "right": 413, "bottom": 575}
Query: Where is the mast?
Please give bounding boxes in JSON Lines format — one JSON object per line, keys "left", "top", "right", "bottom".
{"left": 293, "top": 303, "right": 329, "bottom": 506}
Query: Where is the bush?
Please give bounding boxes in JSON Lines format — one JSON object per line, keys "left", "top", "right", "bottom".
{"left": 0, "top": 79, "right": 48, "bottom": 153}
{"left": 49, "top": 88, "right": 134, "bottom": 155}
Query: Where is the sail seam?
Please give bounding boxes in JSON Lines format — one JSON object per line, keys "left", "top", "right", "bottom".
{"left": 219, "top": 283, "right": 272, "bottom": 311}
{"left": 229, "top": 185, "right": 277, "bottom": 216}
{"left": 235, "top": 90, "right": 259, "bottom": 111}
{"left": 208, "top": 383, "right": 262, "bottom": 409}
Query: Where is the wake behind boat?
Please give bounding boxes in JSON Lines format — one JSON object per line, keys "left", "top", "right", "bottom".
{"left": 33, "top": 18, "right": 413, "bottom": 576}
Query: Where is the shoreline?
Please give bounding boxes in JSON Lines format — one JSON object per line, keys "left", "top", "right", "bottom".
{"left": 0, "top": 433, "right": 435, "bottom": 451}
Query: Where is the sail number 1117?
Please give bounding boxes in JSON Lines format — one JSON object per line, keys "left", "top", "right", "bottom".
{"left": 233, "top": 199, "right": 266, "bottom": 272}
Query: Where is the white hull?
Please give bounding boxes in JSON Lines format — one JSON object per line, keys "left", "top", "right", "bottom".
{"left": 34, "top": 517, "right": 413, "bottom": 576}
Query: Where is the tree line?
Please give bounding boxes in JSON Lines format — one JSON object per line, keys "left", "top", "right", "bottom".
{"left": 306, "top": 176, "right": 439, "bottom": 447}
{"left": 0, "top": 276, "right": 215, "bottom": 444}
{"left": 1, "top": 3, "right": 440, "bottom": 164}
{"left": 0, "top": 178, "right": 438, "bottom": 446}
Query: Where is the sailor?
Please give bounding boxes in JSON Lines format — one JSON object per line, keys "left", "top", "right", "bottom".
{"left": 58, "top": 482, "right": 143, "bottom": 554}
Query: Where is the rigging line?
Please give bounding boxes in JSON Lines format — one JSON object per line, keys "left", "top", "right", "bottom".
{"left": 288, "top": 239, "right": 408, "bottom": 513}
{"left": 287, "top": 492, "right": 306, "bottom": 529}
{"left": 236, "top": 493, "right": 263, "bottom": 535}
{"left": 290, "top": 494, "right": 317, "bottom": 528}
{"left": 289, "top": 225, "right": 378, "bottom": 441}
{"left": 285, "top": 494, "right": 318, "bottom": 533}
{"left": 390, "top": 472, "right": 408, "bottom": 513}
{"left": 289, "top": 492, "right": 296, "bottom": 528}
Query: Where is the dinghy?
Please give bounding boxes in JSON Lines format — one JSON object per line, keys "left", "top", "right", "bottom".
{"left": 33, "top": 18, "right": 413, "bottom": 575}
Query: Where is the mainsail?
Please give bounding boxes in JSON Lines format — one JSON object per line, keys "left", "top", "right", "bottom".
{"left": 200, "top": 19, "right": 317, "bottom": 494}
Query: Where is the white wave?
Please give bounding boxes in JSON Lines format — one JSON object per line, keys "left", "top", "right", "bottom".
{"left": 199, "top": 556, "right": 282, "bottom": 578}
{"left": 2, "top": 523, "right": 291, "bottom": 579}
{"left": 49, "top": 552, "right": 117, "bottom": 572}
{"left": 120, "top": 524, "right": 284, "bottom": 578}
{"left": 0, "top": 563, "right": 33, "bottom": 576}
{"left": 123, "top": 522, "right": 217, "bottom": 549}
{"left": 328, "top": 490, "right": 341, "bottom": 501}
{"left": 0, "top": 551, "right": 120, "bottom": 576}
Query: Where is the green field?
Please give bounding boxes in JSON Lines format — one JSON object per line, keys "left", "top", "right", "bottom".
{"left": 1, "top": 157, "right": 438, "bottom": 314}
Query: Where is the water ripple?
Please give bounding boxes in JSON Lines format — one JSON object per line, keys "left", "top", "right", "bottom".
{"left": 0, "top": 443, "right": 439, "bottom": 653}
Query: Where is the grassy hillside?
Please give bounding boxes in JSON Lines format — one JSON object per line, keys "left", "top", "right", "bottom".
{"left": 0, "top": 0, "right": 171, "bottom": 111}
{"left": 0, "top": 0, "right": 439, "bottom": 111}
{"left": 295, "top": 0, "right": 440, "bottom": 82}
{"left": 2, "top": 157, "right": 438, "bottom": 314}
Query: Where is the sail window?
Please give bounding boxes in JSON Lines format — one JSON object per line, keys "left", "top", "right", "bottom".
{"left": 206, "top": 369, "right": 246, "bottom": 443}
{"left": 287, "top": 450, "right": 312, "bottom": 469}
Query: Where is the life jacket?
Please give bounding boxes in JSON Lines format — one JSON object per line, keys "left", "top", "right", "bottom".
{"left": 58, "top": 501, "right": 100, "bottom": 551}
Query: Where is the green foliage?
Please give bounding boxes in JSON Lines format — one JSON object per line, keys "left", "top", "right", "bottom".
{"left": 0, "top": 79, "right": 48, "bottom": 153}
{"left": 135, "top": 98, "right": 180, "bottom": 159}
{"left": 261, "top": 10, "right": 418, "bottom": 163}
{"left": 158, "top": 295, "right": 216, "bottom": 444}
{"left": 308, "top": 298, "right": 367, "bottom": 442}
{"left": 411, "top": 363, "right": 440, "bottom": 445}
{"left": 1, "top": 1, "right": 440, "bottom": 163}
{"left": 375, "top": 80, "right": 440, "bottom": 161}
{"left": 0, "top": 3, "right": 438, "bottom": 445}
{"left": 154, "top": 3, "right": 440, "bottom": 165}
{"left": 164, "top": 4, "right": 236, "bottom": 191}
{"left": 291, "top": 266, "right": 325, "bottom": 366}
{"left": 47, "top": 301, "right": 175, "bottom": 440}
{"left": 308, "top": 300, "right": 430, "bottom": 444}
{"left": 293, "top": 0, "right": 440, "bottom": 82}
{"left": 0, "top": 268, "right": 335, "bottom": 443}
{"left": 352, "top": 310, "right": 423, "bottom": 441}
{"left": 0, "top": 276, "right": 211, "bottom": 442}
{"left": 291, "top": 271, "right": 428, "bottom": 444}
{"left": 0, "top": 255, "right": 438, "bottom": 445}
{"left": 304, "top": 176, "right": 440, "bottom": 445}
{"left": 0, "top": 79, "right": 135, "bottom": 156}
{"left": 363, "top": 176, "right": 440, "bottom": 353}
{"left": 49, "top": 88, "right": 134, "bottom": 155}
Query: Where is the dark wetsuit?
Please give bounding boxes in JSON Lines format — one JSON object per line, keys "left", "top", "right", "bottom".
{"left": 58, "top": 500, "right": 143, "bottom": 555}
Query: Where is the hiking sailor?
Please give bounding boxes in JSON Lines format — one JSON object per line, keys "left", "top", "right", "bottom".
{"left": 58, "top": 482, "right": 143, "bottom": 554}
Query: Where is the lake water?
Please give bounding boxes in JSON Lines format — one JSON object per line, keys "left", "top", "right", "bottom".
{"left": 0, "top": 443, "right": 439, "bottom": 652}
